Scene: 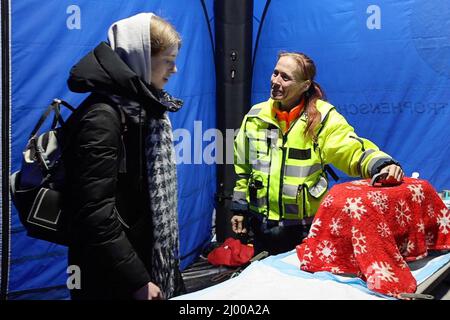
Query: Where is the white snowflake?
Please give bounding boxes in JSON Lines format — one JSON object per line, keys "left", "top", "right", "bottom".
{"left": 351, "top": 180, "right": 370, "bottom": 186}
{"left": 330, "top": 267, "right": 343, "bottom": 274}
{"left": 394, "top": 252, "right": 408, "bottom": 269}
{"left": 426, "top": 232, "right": 435, "bottom": 246}
{"left": 346, "top": 186, "right": 361, "bottom": 190}
{"left": 367, "top": 191, "right": 389, "bottom": 213}
{"left": 395, "top": 200, "right": 412, "bottom": 227}
{"left": 417, "top": 220, "right": 425, "bottom": 234}
{"left": 322, "top": 194, "right": 334, "bottom": 208}
{"left": 329, "top": 217, "right": 343, "bottom": 236}
{"left": 400, "top": 238, "right": 415, "bottom": 256}
{"left": 367, "top": 262, "right": 399, "bottom": 288}
{"left": 299, "top": 245, "right": 313, "bottom": 269}
{"left": 351, "top": 227, "right": 367, "bottom": 255}
{"left": 437, "top": 208, "right": 450, "bottom": 235}
{"left": 407, "top": 184, "right": 425, "bottom": 203}
{"left": 387, "top": 291, "right": 400, "bottom": 298}
{"left": 307, "top": 218, "right": 322, "bottom": 238}
{"left": 427, "top": 204, "right": 435, "bottom": 219}
{"left": 342, "top": 197, "right": 367, "bottom": 221}
{"left": 377, "top": 222, "right": 392, "bottom": 238}
{"left": 316, "top": 240, "right": 337, "bottom": 263}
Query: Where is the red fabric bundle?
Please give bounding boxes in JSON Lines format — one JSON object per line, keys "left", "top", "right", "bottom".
{"left": 208, "top": 238, "right": 255, "bottom": 267}
{"left": 296, "top": 177, "right": 450, "bottom": 297}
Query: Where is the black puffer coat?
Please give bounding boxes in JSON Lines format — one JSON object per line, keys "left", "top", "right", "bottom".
{"left": 64, "top": 42, "right": 175, "bottom": 299}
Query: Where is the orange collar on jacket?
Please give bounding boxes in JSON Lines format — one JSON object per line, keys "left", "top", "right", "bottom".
{"left": 273, "top": 98, "right": 305, "bottom": 133}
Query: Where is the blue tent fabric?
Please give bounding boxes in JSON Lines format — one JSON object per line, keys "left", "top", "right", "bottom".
{"left": 2, "top": 0, "right": 449, "bottom": 300}
{"left": 252, "top": 0, "right": 450, "bottom": 191}
{"left": 6, "top": 0, "right": 215, "bottom": 299}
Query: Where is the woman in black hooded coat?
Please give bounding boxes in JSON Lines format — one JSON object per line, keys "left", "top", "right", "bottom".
{"left": 64, "top": 12, "right": 185, "bottom": 300}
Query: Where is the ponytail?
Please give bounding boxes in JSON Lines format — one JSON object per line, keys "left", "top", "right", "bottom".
{"left": 304, "top": 81, "right": 326, "bottom": 140}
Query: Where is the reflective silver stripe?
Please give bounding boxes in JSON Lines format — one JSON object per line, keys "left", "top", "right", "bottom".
{"left": 282, "top": 184, "right": 298, "bottom": 198}
{"left": 285, "top": 163, "right": 322, "bottom": 178}
{"left": 265, "top": 129, "right": 278, "bottom": 139}
{"left": 357, "top": 149, "right": 376, "bottom": 176}
{"left": 284, "top": 204, "right": 299, "bottom": 215}
{"left": 367, "top": 156, "right": 390, "bottom": 176}
{"left": 309, "top": 176, "right": 328, "bottom": 198}
{"left": 232, "top": 190, "right": 246, "bottom": 201}
{"left": 251, "top": 197, "right": 267, "bottom": 207}
{"left": 252, "top": 159, "right": 270, "bottom": 173}
{"left": 266, "top": 129, "right": 279, "bottom": 148}
{"left": 246, "top": 130, "right": 266, "bottom": 140}
{"left": 247, "top": 108, "right": 261, "bottom": 116}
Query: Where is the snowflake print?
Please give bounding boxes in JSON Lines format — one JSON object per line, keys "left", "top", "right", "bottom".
{"left": 367, "top": 191, "right": 388, "bottom": 213}
{"left": 342, "top": 197, "right": 367, "bottom": 221}
{"left": 407, "top": 184, "right": 425, "bottom": 203}
{"left": 426, "top": 232, "right": 435, "bottom": 246}
{"left": 417, "top": 220, "right": 425, "bottom": 234}
{"left": 400, "top": 238, "right": 415, "bottom": 256}
{"left": 346, "top": 186, "right": 362, "bottom": 190}
{"left": 367, "top": 262, "right": 399, "bottom": 287}
{"left": 351, "top": 227, "right": 367, "bottom": 255}
{"left": 322, "top": 194, "right": 334, "bottom": 208}
{"left": 299, "top": 245, "right": 313, "bottom": 269}
{"left": 394, "top": 253, "right": 408, "bottom": 269}
{"left": 377, "top": 222, "right": 392, "bottom": 238}
{"left": 307, "top": 218, "right": 322, "bottom": 238}
{"left": 427, "top": 204, "right": 435, "bottom": 218}
{"left": 395, "top": 200, "right": 411, "bottom": 227}
{"left": 329, "top": 217, "right": 343, "bottom": 236}
{"left": 316, "top": 240, "right": 337, "bottom": 263}
{"left": 330, "top": 267, "right": 343, "bottom": 274}
{"left": 437, "top": 208, "right": 450, "bottom": 235}
{"left": 351, "top": 180, "right": 370, "bottom": 186}
{"left": 387, "top": 291, "right": 401, "bottom": 298}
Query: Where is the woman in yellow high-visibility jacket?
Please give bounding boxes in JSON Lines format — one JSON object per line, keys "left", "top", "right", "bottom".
{"left": 230, "top": 52, "right": 403, "bottom": 255}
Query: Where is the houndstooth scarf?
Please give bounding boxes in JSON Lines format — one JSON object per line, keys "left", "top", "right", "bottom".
{"left": 107, "top": 13, "right": 184, "bottom": 299}
{"left": 145, "top": 93, "right": 184, "bottom": 299}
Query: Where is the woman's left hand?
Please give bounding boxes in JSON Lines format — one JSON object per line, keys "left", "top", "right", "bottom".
{"left": 380, "top": 164, "right": 404, "bottom": 183}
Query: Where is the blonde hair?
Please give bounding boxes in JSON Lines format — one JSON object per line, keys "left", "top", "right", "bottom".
{"left": 150, "top": 15, "right": 182, "bottom": 56}
{"left": 278, "top": 52, "right": 325, "bottom": 139}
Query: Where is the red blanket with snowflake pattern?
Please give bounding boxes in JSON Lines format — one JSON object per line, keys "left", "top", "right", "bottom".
{"left": 296, "top": 177, "right": 450, "bottom": 297}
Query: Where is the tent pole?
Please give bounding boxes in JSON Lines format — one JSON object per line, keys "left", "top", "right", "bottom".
{"left": 214, "top": 0, "right": 253, "bottom": 242}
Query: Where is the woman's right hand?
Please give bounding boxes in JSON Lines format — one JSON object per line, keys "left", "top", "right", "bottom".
{"left": 231, "top": 215, "right": 247, "bottom": 234}
{"left": 133, "top": 281, "right": 163, "bottom": 300}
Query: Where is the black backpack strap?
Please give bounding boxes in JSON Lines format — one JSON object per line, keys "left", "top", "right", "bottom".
{"left": 30, "top": 99, "right": 75, "bottom": 140}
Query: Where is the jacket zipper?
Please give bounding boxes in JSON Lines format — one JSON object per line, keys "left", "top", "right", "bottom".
{"left": 303, "top": 184, "right": 307, "bottom": 218}
{"left": 277, "top": 117, "right": 300, "bottom": 219}
{"left": 278, "top": 134, "right": 288, "bottom": 219}
{"left": 265, "top": 125, "right": 277, "bottom": 215}
{"left": 266, "top": 150, "right": 272, "bottom": 214}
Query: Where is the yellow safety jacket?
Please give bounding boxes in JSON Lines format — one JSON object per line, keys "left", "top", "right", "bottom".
{"left": 232, "top": 98, "right": 394, "bottom": 221}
